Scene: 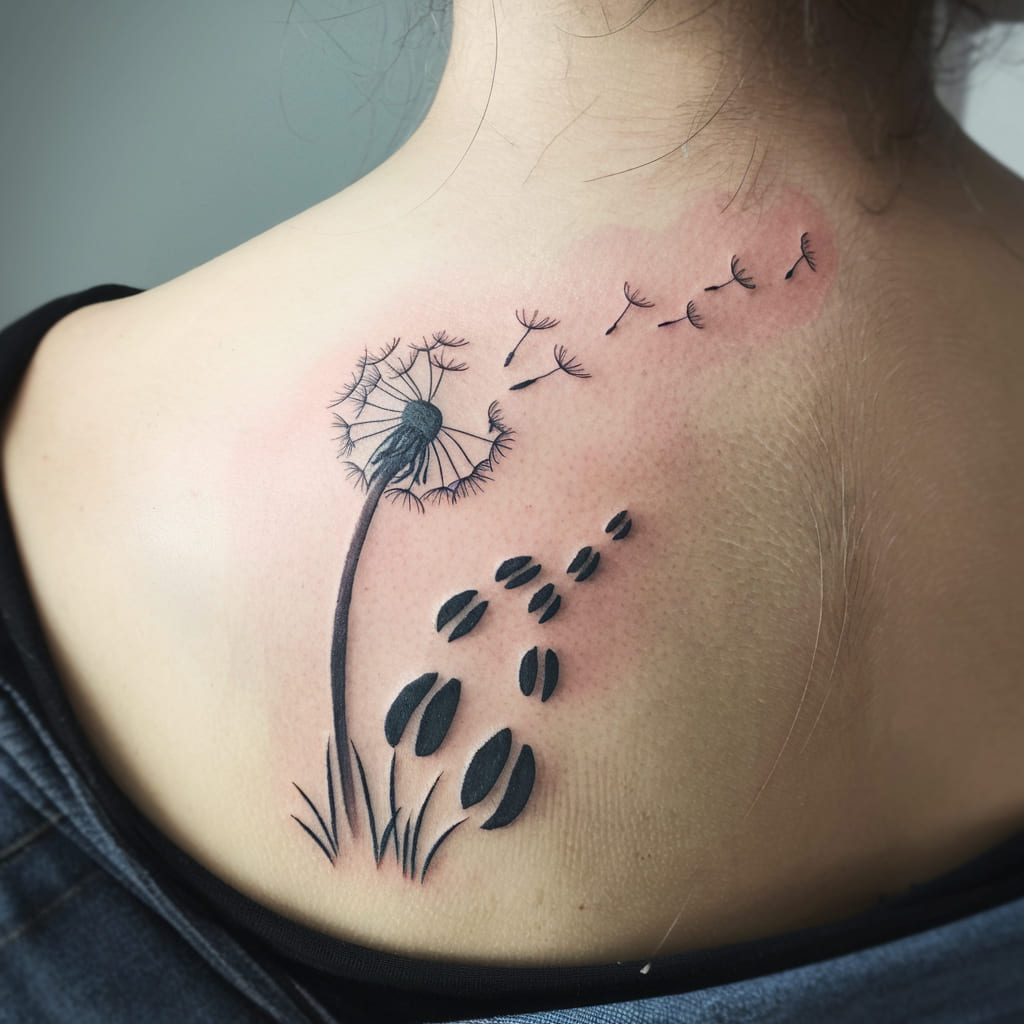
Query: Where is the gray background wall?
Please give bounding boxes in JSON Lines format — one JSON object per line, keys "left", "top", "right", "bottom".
{"left": 1, "top": 1, "right": 1021, "bottom": 327}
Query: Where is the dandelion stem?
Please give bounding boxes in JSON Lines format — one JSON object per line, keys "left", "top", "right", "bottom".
{"left": 331, "top": 470, "right": 393, "bottom": 832}
{"left": 509, "top": 367, "right": 558, "bottom": 390}
{"left": 605, "top": 304, "right": 629, "bottom": 335}
{"left": 504, "top": 328, "right": 532, "bottom": 367}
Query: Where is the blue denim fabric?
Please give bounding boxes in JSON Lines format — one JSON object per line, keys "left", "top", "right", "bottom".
{"left": 0, "top": 679, "right": 329, "bottom": 1024}
{"left": 440, "top": 894, "right": 1024, "bottom": 1024}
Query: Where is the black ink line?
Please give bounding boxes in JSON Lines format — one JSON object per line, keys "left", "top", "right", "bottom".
{"left": 510, "top": 345, "right": 590, "bottom": 391}
{"left": 378, "top": 807, "right": 401, "bottom": 868}
{"left": 657, "top": 299, "right": 705, "bottom": 329}
{"left": 291, "top": 814, "right": 334, "bottom": 863}
{"left": 410, "top": 773, "right": 442, "bottom": 879}
{"left": 325, "top": 741, "right": 338, "bottom": 857}
{"left": 704, "top": 255, "right": 756, "bottom": 291}
{"left": 352, "top": 744, "right": 379, "bottom": 864}
{"left": 606, "top": 282, "right": 655, "bottom": 335}
{"left": 292, "top": 782, "right": 337, "bottom": 860}
{"left": 331, "top": 471, "right": 395, "bottom": 827}
{"left": 388, "top": 751, "right": 399, "bottom": 863}
{"left": 784, "top": 232, "right": 817, "bottom": 279}
{"left": 420, "top": 819, "right": 467, "bottom": 883}
{"left": 505, "top": 310, "right": 560, "bottom": 367}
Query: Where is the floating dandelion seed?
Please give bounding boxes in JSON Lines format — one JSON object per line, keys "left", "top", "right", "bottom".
{"left": 325, "top": 336, "right": 514, "bottom": 827}
{"left": 509, "top": 345, "right": 591, "bottom": 391}
{"left": 704, "top": 255, "right": 756, "bottom": 292}
{"left": 657, "top": 299, "right": 705, "bottom": 329}
{"left": 504, "top": 309, "right": 560, "bottom": 367}
{"left": 606, "top": 282, "right": 655, "bottom": 335}
{"left": 784, "top": 232, "right": 817, "bottom": 280}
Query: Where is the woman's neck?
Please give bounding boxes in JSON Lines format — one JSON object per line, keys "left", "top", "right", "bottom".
{"left": 388, "top": 0, "right": 932, "bottom": 209}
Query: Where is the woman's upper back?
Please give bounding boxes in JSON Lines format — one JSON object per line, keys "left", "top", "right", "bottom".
{"left": 3, "top": 0, "right": 1024, "bottom": 965}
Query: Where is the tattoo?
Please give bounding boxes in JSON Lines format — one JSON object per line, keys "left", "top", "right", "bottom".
{"left": 504, "top": 309, "right": 560, "bottom": 367}
{"left": 657, "top": 299, "right": 705, "bottom": 330}
{"left": 292, "top": 497, "right": 633, "bottom": 878}
{"left": 324, "top": 336, "right": 513, "bottom": 827}
{"left": 519, "top": 646, "right": 559, "bottom": 701}
{"left": 509, "top": 345, "right": 590, "bottom": 391}
{"left": 784, "top": 232, "right": 817, "bottom": 280}
{"left": 704, "top": 254, "right": 756, "bottom": 292}
{"left": 292, "top": 218, "right": 826, "bottom": 879}
{"left": 606, "top": 282, "right": 655, "bottom": 335}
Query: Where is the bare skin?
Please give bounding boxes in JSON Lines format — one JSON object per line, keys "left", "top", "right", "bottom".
{"left": 3, "top": 0, "right": 1023, "bottom": 964}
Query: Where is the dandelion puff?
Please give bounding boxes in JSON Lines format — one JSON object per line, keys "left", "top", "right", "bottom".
{"left": 485, "top": 429, "right": 515, "bottom": 469}
{"left": 606, "top": 281, "right": 655, "bottom": 334}
{"left": 785, "top": 232, "right": 818, "bottom": 279}
{"left": 429, "top": 351, "right": 468, "bottom": 373}
{"left": 516, "top": 309, "right": 559, "bottom": 331}
{"left": 365, "top": 338, "right": 401, "bottom": 364}
{"left": 509, "top": 346, "right": 590, "bottom": 390}
{"left": 505, "top": 310, "right": 560, "bottom": 366}
{"left": 431, "top": 330, "right": 469, "bottom": 348}
{"left": 342, "top": 461, "right": 370, "bottom": 492}
{"left": 387, "top": 349, "right": 420, "bottom": 380}
{"left": 423, "top": 483, "right": 461, "bottom": 506}
{"left": 623, "top": 282, "right": 655, "bottom": 308}
{"left": 553, "top": 345, "right": 591, "bottom": 379}
{"left": 487, "top": 401, "right": 509, "bottom": 434}
{"left": 332, "top": 415, "right": 356, "bottom": 457}
{"left": 385, "top": 487, "right": 426, "bottom": 513}
{"left": 452, "top": 466, "right": 491, "bottom": 500}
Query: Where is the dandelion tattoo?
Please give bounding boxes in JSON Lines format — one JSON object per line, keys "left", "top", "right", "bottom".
{"left": 322, "top": 334, "right": 513, "bottom": 827}
{"left": 292, "top": 307, "right": 638, "bottom": 880}
{"left": 704, "top": 255, "right": 756, "bottom": 292}
{"left": 657, "top": 299, "right": 705, "bottom": 330}
{"left": 504, "top": 309, "right": 560, "bottom": 367}
{"left": 784, "top": 232, "right": 817, "bottom": 279}
{"left": 509, "top": 345, "right": 590, "bottom": 391}
{"left": 606, "top": 282, "right": 655, "bottom": 335}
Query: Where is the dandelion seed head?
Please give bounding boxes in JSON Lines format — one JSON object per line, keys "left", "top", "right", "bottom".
{"left": 331, "top": 337, "right": 514, "bottom": 506}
